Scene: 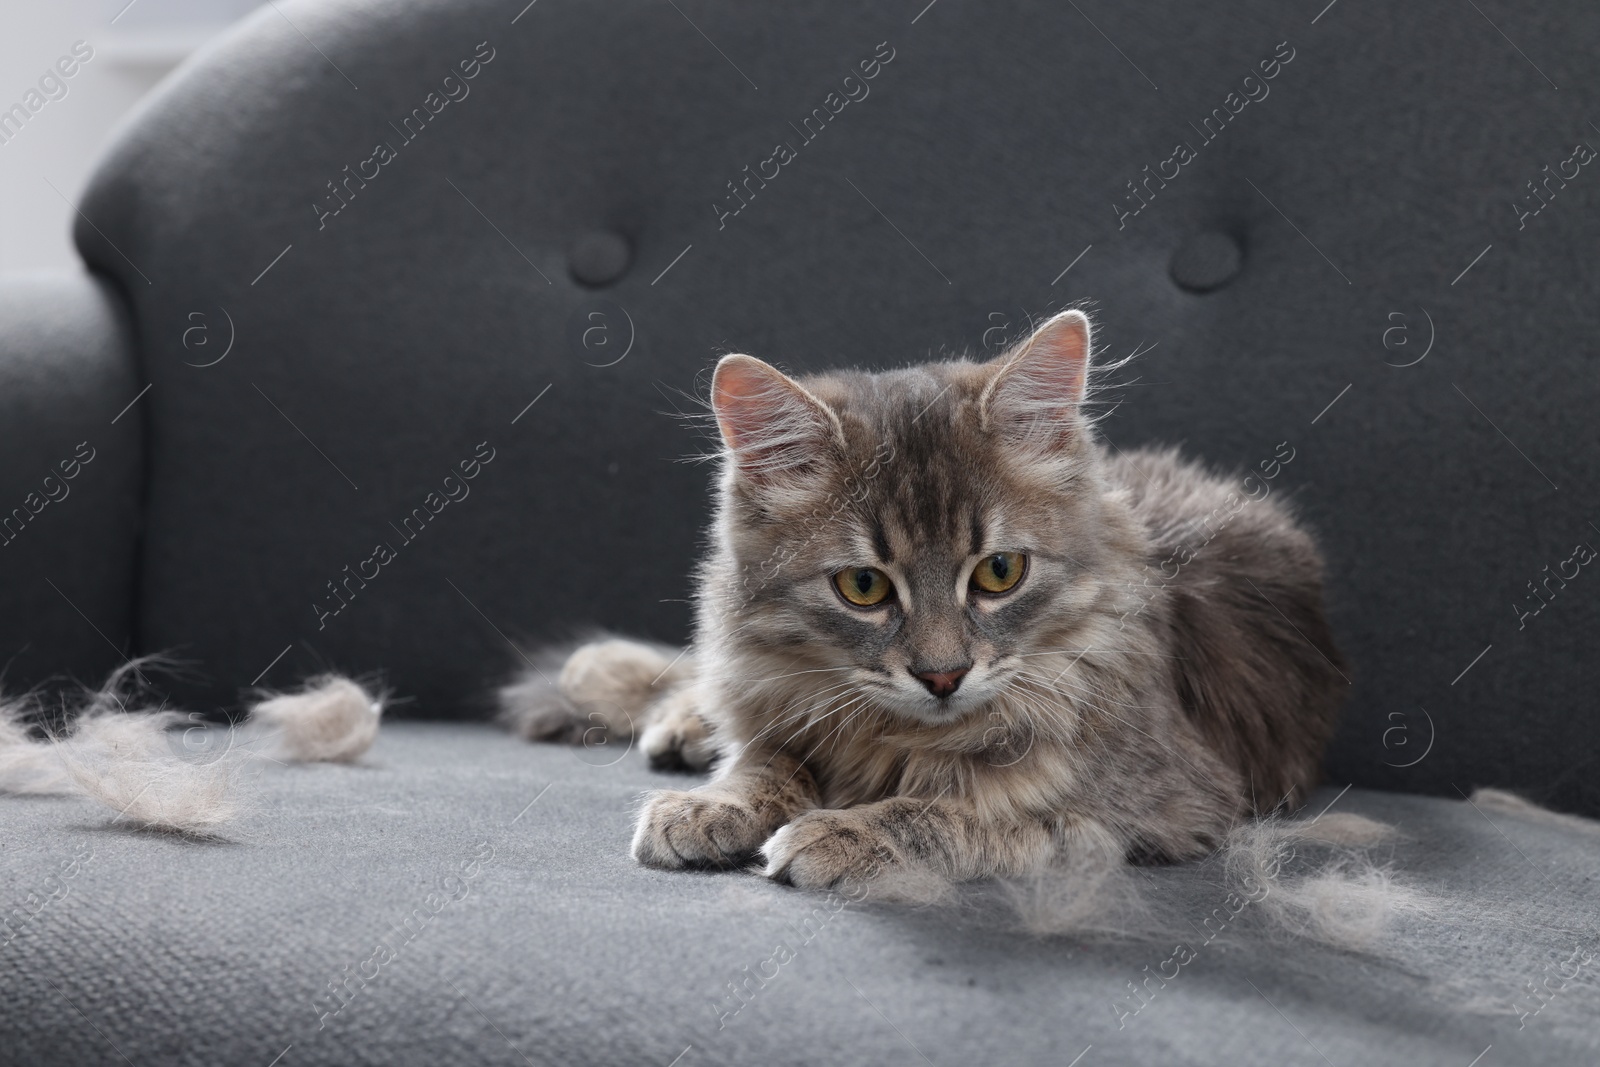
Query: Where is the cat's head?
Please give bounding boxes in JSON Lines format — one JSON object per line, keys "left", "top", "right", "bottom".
{"left": 704, "top": 311, "right": 1142, "bottom": 727}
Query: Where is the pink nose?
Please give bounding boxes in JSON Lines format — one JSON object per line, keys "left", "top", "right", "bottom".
{"left": 912, "top": 667, "right": 969, "bottom": 698}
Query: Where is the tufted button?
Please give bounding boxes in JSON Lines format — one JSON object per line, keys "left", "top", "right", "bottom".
{"left": 567, "top": 231, "right": 632, "bottom": 286}
{"left": 1169, "top": 230, "right": 1243, "bottom": 293}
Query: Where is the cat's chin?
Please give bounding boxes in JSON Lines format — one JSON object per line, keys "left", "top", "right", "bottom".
{"left": 878, "top": 691, "right": 985, "bottom": 727}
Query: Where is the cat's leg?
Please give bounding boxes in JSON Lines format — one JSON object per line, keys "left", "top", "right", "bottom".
{"left": 639, "top": 685, "right": 717, "bottom": 771}
{"left": 633, "top": 751, "right": 819, "bottom": 869}
{"left": 762, "top": 797, "right": 1099, "bottom": 889}
{"left": 499, "top": 637, "right": 690, "bottom": 744}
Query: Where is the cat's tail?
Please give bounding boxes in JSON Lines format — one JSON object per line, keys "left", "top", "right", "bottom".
{"left": 498, "top": 636, "right": 713, "bottom": 770}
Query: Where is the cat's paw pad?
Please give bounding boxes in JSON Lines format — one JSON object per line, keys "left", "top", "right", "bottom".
{"left": 641, "top": 694, "right": 716, "bottom": 772}
{"left": 631, "top": 790, "right": 766, "bottom": 869}
{"left": 761, "top": 811, "right": 899, "bottom": 890}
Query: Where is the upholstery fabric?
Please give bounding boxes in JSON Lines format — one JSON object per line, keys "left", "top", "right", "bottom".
{"left": 66, "top": 0, "right": 1600, "bottom": 814}
{"left": 0, "top": 272, "right": 143, "bottom": 702}
{"left": 4, "top": 724, "right": 1596, "bottom": 1066}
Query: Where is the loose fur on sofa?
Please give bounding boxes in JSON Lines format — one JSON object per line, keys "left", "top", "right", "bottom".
{"left": 0, "top": 662, "right": 241, "bottom": 833}
{"left": 1, "top": 663, "right": 386, "bottom": 834}
{"left": 249, "top": 674, "right": 383, "bottom": 763}
{"left": 56, "top": 709, "right": 241, "bottom": 834}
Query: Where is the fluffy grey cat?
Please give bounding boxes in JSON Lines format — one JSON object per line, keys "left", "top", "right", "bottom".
{"left": 502, "top": 310, "right": 1346, "bottom": 890}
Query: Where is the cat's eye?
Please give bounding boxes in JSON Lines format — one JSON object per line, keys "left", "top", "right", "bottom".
{"left": 971, "top": 552, "right": 1027, "bottom": 595}
{"left": 834, "top": 567, "right": 894, "bottom": 607}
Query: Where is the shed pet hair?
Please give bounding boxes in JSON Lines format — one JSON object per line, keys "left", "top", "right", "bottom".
{"left": 249, "top": 674, "right": 383, "bottom": 762}
{"left": 2, "top": 663, "right": 387, "bottom": 834}
{"left": 0, "top": 661, "right": 152, "bottom": 797}
{"left": 1218, "top": 811, "right": 1432, "bottom": 950}
{"left": 965, "top": 795, "right": 1599, "bottom": 1035}
{"left": 55, "top": 708, "right": 241, "bottom": 834}
{"left": 885, "top": 808, "right": 1437, "bottom": 955}
{"left": 0, "top": 661, "right": 243, "bottom": 833}
{"left": 0, "top": 696, "right": 76, "bottom": 794}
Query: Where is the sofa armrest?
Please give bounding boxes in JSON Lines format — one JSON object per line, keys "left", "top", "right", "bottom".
{"left": 0, "top": 271, "right": 143, "bottom": 700}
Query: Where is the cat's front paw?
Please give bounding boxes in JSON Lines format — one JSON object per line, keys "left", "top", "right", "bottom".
{"left": 631, "top": 790, "right": 768, "bottom": 869}
{"left": 761, "top": 810, "right": 901, "bottom": 890}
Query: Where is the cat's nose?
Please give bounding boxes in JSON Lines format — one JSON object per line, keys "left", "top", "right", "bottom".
{"left": 911, "top": 665, "right": 970, "bottom": 698}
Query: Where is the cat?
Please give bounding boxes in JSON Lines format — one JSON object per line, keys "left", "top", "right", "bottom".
{"left": 501, "top": 309, "right": 1347, "bottom": 890}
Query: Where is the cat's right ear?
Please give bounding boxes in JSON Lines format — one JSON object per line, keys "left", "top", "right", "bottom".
{"left": 711, "top": 354, "right": 841, "bottom": 485}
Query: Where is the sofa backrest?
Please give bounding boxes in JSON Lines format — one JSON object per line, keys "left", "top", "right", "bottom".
{"left": 72, "top": 0, "right": 1600, "bottom": 813}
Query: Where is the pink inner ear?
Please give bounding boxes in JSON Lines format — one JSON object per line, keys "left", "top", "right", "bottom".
{"left": 711, "top": 355, "right": 777, "bottom": 454}
{"left": 1018, "top": 311, "right": 1090, "bottom": 400}
{"left": 712, "top": 354, "right": 832, "bottom": 480}
{"left": 987, "top": 311, "right": 1092, "bottom": 445}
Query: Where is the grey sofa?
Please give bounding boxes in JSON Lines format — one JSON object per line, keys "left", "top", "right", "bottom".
{"left": 3, "top": 1, "right": 1598, "bottom": 1063}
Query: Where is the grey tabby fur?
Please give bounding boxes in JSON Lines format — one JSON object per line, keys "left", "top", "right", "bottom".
{"left": 501, "top": 310, "right": 1347, "bottom": 890}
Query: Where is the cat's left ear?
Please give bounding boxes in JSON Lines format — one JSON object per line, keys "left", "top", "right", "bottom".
{"left": 980, "top": 309, "right": 1091, "bottom": 448}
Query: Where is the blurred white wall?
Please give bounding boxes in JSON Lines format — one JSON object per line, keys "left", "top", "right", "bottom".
{"left": 0, "top": 0, "right": 262, "bottom": 273}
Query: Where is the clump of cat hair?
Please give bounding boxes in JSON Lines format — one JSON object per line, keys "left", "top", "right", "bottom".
{"left": 55, "top": 708, "right": 241, "bottom": 834}
{"left": 2, "top": 662, "right": 390, "bottom": 834}
{"left": 249, "top": 674, "right": 383, "bottom": 762}
{"left": 1221, "top": 812, "right": 1433, "bottom": 950}
{"left": 0, "top": 660, "right": 245, "bottom": 833}
{"left": 1, "top": 695, "right": 75, "bottom": 794}
{"left": 980, "top": 808, "right": 1435, "bottom": 956}
{"left": 3, "top": 668, "right": 396, "bottom": 831}
{"left": 5, "top": 668, "right": 393, "bottom": 831}
{"left": 77, "top": 661, "right": 244, "bottom": 833}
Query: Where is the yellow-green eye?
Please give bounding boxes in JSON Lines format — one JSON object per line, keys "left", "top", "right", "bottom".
{"left": 972, "top": 552, "right": 1027, "bottom": 594}
{"left": 834, "top": 567, "right": 893, "bottom": 607}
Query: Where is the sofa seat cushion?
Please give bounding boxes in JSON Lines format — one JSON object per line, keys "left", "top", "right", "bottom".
{"left": 3, "top": 723, "right": 1596, "bottom": 1066}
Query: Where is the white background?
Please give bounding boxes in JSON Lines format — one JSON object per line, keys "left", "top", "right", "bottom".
{"left": 0, "top": 0, "right": 261, "bottom": 274}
